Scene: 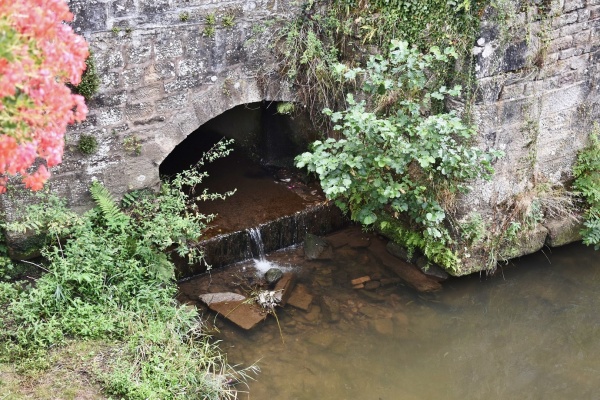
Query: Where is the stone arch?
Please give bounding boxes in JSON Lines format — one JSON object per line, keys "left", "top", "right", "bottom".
{"left": 134, "top": 77, "right": 297, "bottom": 191}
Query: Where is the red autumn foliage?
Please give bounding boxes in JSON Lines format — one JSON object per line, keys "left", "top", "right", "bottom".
{"left": 0, "top": 0, "right": 89, "bottom": 193}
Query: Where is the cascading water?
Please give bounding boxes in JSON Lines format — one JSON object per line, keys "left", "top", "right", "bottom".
{"left": 247, "top": 227, "right": 291, "bottom": 275}
{"left": 247, "top": 227, "right": 272, "bottom": 273}
{"left": 177, "top": 202, "right": 346, "bottom": 279}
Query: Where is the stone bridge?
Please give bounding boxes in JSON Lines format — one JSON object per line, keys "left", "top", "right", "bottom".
{"left": 3, "top": 0, "right": 600, "bottom": 269}
{"left": 49, "top": 0, "right": 299, "bottom": 210}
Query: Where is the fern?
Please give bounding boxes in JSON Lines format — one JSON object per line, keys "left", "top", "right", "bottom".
{"left": 89, "top": 181, "right": 129, "bottom": 230}
{"left": 573, "top": 124, "right": 600, "bottom": 249}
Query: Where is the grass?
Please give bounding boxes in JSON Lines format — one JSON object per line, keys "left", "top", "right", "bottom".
{"left": 0, "top": 140, "right": 255, "bottom": 399}
{"left": 0, "top": 341, "right": 107, "bottom": 399}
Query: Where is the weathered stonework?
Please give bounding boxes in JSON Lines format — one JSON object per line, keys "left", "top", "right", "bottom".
{"left": 1, "top": 0, "right": 597, "bottom": 273}
{"left": 455, "top": 0, "right": 600, "bottom": 274}
{"left": 1, "top": 0, "right": 298, "bottom": 216}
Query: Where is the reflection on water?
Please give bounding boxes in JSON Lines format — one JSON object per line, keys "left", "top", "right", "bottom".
{"left": 180, "top": 239, "right": 600, "bottom": 399}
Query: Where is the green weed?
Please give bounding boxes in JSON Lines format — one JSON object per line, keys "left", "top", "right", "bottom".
{"left": 0, "top": 139, "right": 250, "bottom": 398}
{"left": 71, "top": 53, "right": 100, "bottom": 101}
{"left": 77, "top": 134, "right": 98, "bottom": 155}
{"left": 573, "top": 123, "right": 600, "bottom": 249}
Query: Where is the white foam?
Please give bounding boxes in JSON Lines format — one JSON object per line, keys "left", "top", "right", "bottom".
{"left": 252, "top": 259, "right": 294, "bottom": 277}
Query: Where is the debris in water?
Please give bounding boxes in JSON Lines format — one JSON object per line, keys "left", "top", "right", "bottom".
{"left": 351, "top": 276, "right": 371, "bottom": 286}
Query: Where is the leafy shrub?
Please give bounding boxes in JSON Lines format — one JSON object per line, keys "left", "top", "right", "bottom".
{"left": 72, "top": 53, "right": 100, "bottom": 101}
{"left": 278, "top": 0, "right": 484, "bottom": 130}
{"left": 296, "top": 40, "right": 502, "bottom": 251}
{"left": 572, "top": 124, "right": 600, "bottom": 249}
{"left": 276, "top": 102, "right": 295, "bottom": 115}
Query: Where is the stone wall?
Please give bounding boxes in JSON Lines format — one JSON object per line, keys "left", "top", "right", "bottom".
{"left": 2, "top": 0, "right": 598, "bottom": 271}
{"left": 456, "top": 0, "right": 600, "bottom": 273}
{"left": 1, "top": 0, "right": 298, "bottom": 215}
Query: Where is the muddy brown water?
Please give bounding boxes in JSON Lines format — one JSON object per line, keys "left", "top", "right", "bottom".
{"left": 178, "top": 231, "right": 600, "bottom": 400}
{"left": 180, "top": 150, "right": 600, "bottom": 398}
{"left": 194, "top": 151, "right": 324, "bottom": 238}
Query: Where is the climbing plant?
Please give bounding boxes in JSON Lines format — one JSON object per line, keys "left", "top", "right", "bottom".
{"left": 71, "top": 52, "right": 100, "bottom": 101}
{"left": 277, "top": 0, "right": 486, "bottom": 129}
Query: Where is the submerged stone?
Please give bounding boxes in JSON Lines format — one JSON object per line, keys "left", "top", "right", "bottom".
{"left": 320, "top": 295, "right": 341, "bottom": 323}
{"left": 326, "top": 227, "right": 372, "bottom": 248}
{"left": 369, "top": 239, "right": 442, "bottom": 292}
{"left": 199, "top": 292, "right": 266, "bottom": 330}
{"left": 273, "top": 272, "right": 296, "bottom": 305}
{"left": 415, "top": 257, "right": 449, "bottom": 282}
{"left": 287, "top": 284, "right": 313, "bottom": 311}
{"left": 386, "top": 241, "right": 416, "bottom": 263}
{"left": 304, "top": 233, "right": 333, "bottom": 260}
{"left": 364, "top": 280, "right": 381, "bottom": 290}
{"left": 371, "top": 318, "right": 394, "bottom": 336}
{"left": 265, "top": 267, "right": 284, "bottom": 285}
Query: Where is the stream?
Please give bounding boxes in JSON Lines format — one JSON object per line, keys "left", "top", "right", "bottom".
{"left": 178, "top": 231, "right": 600, "bottom": 400}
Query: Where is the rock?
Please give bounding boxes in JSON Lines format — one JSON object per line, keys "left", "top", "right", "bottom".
{"left": 314, "top": 274, "right": 333, "bottom": 287}
{"left": 304, "top": 233, "right": 333, "bottom": 260}
{"left": 386, "top": 241, "right": 417, "bottom": 263}
{"left": 303, "top": 305, "right": 321, "bottom": 323}
{"left": 498, "top": 223, "right": 548, "bottom": 260}
{"left": 351, "top": 276, "right": 371, "bottom": 285}
{"left": 265, "top": 267, "right": 284, "bottom": 285}
{"left": 307, "top": 330, "right": 336, "bottom": 347}
{"left": 371, "top": 318, "right": 394, "bottom": 336}
{"left": 320, "top": 295, "right": 341, "bottom": 323}
{"left": 544, "top": 216, "right": 583, "bottom": 247}
{"left": 358, "top": 290, "right": 387, "bottom": 302}
{"left": 324, "top": 231, "right": 351, "bottom": 248}
{"left": 353, "top": 283, "right": 365, "bottom": 289}
{"left": 313, "top": 266, "right": 333, "bottom": 287}
{"left": 199, "top": 292, "right": 266, "bottom": 330}
{"left": 364, "top": 280, "right": 381, "bottom": 290}
{"left": 415, "top": 257, "right": 450, "bottom": 282}
{"left": 380, "top": 277, "right": 402, "bottom": 286}
{"left": 324, "top": 227, "right": 371, "bottom": 248}
{"left": 393, "top": 312, "right": 409, "bottom": 327}
{"left": 287, "top": 284, "right": 313, "bottom": 311}
{"left": 6, "top": 229, "right": 46, "bottom": 260}
{"left": 368, "top": 238, "right": 442, "bottom": 292}
{"left": 346, "top": 230, "right": 371, "bottom": 248}
{"left": 273, "top": 272, "right": 296, "bottom": 305}
{"left": 199, "top": 292, "right": 246, "bottom": 305}
{"left": 359, "top": 304, "right": 381, "bottom": 318}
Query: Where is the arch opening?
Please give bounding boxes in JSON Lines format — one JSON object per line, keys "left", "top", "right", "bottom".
{"left": 159, "top": 101, "right": 324, "bottom": 236}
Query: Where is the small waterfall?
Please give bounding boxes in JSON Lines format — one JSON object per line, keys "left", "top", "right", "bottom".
{"left": 248, "top": 227, "right": 266, "bottom": 260}
{"left": 247, "top": 227, "right": 276, "bottom": 274}
{"left": 177, "top": 202, "right": 346, "bottom": 279}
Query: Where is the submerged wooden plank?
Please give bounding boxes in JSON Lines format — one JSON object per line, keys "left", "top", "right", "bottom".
{"left": 368, "top": 239, "right": 442, "bottom": 292}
